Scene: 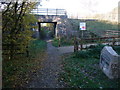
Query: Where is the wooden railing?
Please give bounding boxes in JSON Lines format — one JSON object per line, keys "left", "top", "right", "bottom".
{"left": 74, "top": 36, "right": 120, "bottom": 52}
{"left": 104, "top": 30, "right": 120, "bottom": 37}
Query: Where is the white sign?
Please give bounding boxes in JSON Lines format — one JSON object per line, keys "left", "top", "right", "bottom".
{"left": 80, "top": 22, "right": 86, "bottom": 30}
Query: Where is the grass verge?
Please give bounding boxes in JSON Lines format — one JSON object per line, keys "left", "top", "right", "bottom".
{"left": 3, "top": 39, "right": 47, "bottom": 88}
{"left": 60, "top": 45, "right": 120, "bottom": 88}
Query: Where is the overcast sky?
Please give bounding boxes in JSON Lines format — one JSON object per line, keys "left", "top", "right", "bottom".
{"left": 39, "top": 0, "right": 120, "bottom": 18}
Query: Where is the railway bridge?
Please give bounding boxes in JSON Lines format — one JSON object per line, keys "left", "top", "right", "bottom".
{"left": 31, "top": 8, "right": 72, "bottom": 38}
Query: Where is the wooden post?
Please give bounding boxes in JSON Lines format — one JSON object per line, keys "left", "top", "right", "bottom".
{"left": 76, "top": 40, "right": 79, "bottom": 51}
{"left": 98, "top": 38, "right": 101, "bottom": 45}
{"left": 74, "top": 37, "right": 76, "bottom": 52}
{"left": 74, "top": 37, "right": 78, "bottom": 52}
{"left": 58, "top": 35, "right": 61, "bottom": 47}
{"left": 112, "top": 38, "right": 116, "bottom": 46}
{"left": 80, "top": 39, "right": 83, "bottom": 50}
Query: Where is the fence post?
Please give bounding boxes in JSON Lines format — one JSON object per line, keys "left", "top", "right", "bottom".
{"left": 98, "top": 37, "right": 101, "bottom": 45}
{"left": 74, "top": 37, "right": 78, "bottom": 52}
{"left": 112, "top": 38, "right": 116, "bottom": 46}
{"left": 80, "top": 39, "right": 83, "bottom": 50}
{"left": 58, "top": 35, "right": 61, "bottom": 47}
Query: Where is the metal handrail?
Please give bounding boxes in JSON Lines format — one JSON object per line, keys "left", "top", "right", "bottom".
{"left": 30, "top": 8, "right": 67, "bottom": 15}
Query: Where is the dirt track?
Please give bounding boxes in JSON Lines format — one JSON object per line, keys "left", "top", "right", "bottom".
{"left": 25, "top": 40, "right": 66, "bottom": 88}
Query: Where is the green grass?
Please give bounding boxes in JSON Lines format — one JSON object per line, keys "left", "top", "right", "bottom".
{"left": 28, "top": 39, "right": 47, "bottom": 57}
{"left": 52, "top": 38, "right": 59, "bottom": 47}
{"left": 52, "top": 37, "right": 74, "bottom": 47}
{"left": 60, "top": 44, "right": 120, "bottom": 88}
{"left": 3, "top": 39, "right": 47, "bottom": 88}
{"left": 68, "top": 19, "right": 118, "bottom": 36}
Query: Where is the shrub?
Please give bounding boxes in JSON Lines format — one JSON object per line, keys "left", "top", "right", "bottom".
{"left": 113, "top": 46, "right": 120, "bottom": 55}
{"left": 40, "top": 29, "right": 46, "bottom": 39}
{"left": 74, "top": 51, "right": 90, "bottom": 58}
{"left": 74, "top": 44, "right": 105, "bottom": 59}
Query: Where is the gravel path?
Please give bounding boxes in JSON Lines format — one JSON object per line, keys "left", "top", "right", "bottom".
{"left": 26, "top": 40, "right": 65, "bottom": 88}
{"left": 25, "top": 39, "right": 120, "bottom": 88}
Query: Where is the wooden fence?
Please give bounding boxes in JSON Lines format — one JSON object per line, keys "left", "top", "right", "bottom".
{"left": 74, "top": 36, "right": 120, "bottom": 52}
{"left": 104, "top": 30, "right": 120, "bottom": 37}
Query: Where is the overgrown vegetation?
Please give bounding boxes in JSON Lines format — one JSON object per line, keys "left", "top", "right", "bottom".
{"left": 113, "top": 46, "right": 120, "bottom": 55}
{"left": 52, "top": 19, "right": 118, "bottom": 47}
{"left": 3, "top": 39, "right": 47, "bottom": 88}
{"left": 68, "top": 19, "right": 118, "bottom": 36}
{"left": 40, "top": 23, "right": 55, "bottom": 39}
{"left": 60, "top": 44, "right": 120, "bottom": 88}
{"left": 2, "top": 1, "right": 48, "bottom": 88}
{"left": 40, "top": 27, "right": 47, "bottom": 39}
{"left": 52, "top": 37, "right": 74, "bottom": 47}
{"left": 2, "top": 1, "right": 37, "bottom": 60}
{"left": 52, "top": 38, "right": 59, "bottom": 47}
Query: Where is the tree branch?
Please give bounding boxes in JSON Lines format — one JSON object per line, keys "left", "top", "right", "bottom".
{"left": 2, "top": 2, "right": 12, "bottom": 15}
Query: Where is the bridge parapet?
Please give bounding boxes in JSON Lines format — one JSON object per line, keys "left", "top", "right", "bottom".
{"left": 31, "top": 8, "right": 67, "bottom": 16}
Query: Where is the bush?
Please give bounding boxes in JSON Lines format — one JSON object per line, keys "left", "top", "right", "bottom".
{"left": 74, "top": 51, "right": 90, "bottom": 58}
{"left": 52, "top": 37, "right": 74, "bottom": 47}
{"left": 52, "top": 38, "right": 59, "bottom": 47}
{"left": 40, "top": 29, "right": 46, "bottom": 39}
{"left": 3, "top": 39, "right": 47, "bottom": 88}
{"left": 88, "top": 44, "right": 105, "bottom": 56}
{"left": 29, "top": 39, "right": 47, "bottom": 57}
{"left": 113, "top": 46, "right": 120, "bottom": 55}
{"left": 74, "top": 44, "right": 105, "bottom": 59}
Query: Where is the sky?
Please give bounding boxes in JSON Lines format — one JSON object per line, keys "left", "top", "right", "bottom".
{"left": 38, "top": 0, "right": 120, "bottom": 18}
